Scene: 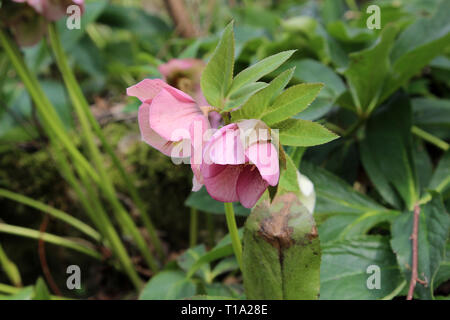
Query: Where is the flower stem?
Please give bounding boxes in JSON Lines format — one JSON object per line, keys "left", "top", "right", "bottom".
{"left": 189, "top": 207, "right": 198, "bottom": 248}
{"left": 412, "top": 125, "right": 449, "bottom": 151}
{"left": 224, "top": 203, "right": 242, "bottom": 270}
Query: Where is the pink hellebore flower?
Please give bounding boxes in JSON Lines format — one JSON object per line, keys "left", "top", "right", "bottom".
{"left": 200, "top": 120, "right": 280, "bottom": 208}
{"left": 158, "top": 58, "right": 222, "bottom": 129}
{"left": 13, "top": 0, "right": 85, "bottom": 21}
{"left": 127, "top": 79, "right": 210, "bottom": 159}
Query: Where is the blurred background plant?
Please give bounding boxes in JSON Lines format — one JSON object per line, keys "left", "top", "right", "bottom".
{"left": 0, "top": 0, "right": 449, "bottom": 300}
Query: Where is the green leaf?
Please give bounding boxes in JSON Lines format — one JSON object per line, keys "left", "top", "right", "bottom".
{"left": 428, "top": 151, "right": 450, "bottom": 196}
{"left": 413, "top": 98, "right": 450, "bottom": 127}
{"left": 201, "top": 22, "right": 235, "bottom": 109}
{"left": 185, "top": 187, "right": 250, "bottom": 216}
{"left": 261, "top": 83, "right": 324, "bottom": 126}
{"left": 231, "top": 68, "right": 294, "bottom": 121}
{"left": 382, "top": 1, "right": 450, "bottom": 101}
{"left": 33, "top": 278, "right": 51, "bottom": 300}
{"left": 177, "top": 245, "right": 211, "bottom": 282}
{"left": 228, "top": 50, "right": 295, "bottom": 96}
{"left": 275, "top": 118, "right": 338, "bottom": 147}
{"left": 343, "top": 25, "right": 398, "bottom": 113}
{"left": 327, "top": 21, "right": 375, "bottom": 43}
{"left": 222, "top": 82, "right": 267, "bottom": 112}
{"left": 300, "top": 162, "right": 386, "bottom": 217}
{"left": 139, "top": 271, "right": 196, "bottom": 300}
{"left": 434, "top": 243, "right": 450, "bottom": 290}
{"left": 390, "top": 194, "right": 450, "bottom": 299}
{"left": 0, "top": 286, "right": 34, "bottom": 300}
{"left": 286, "top": 59, "right": 346, "bottom": 98}
{"left": 242, "top": 192, "right": 320, "bottom": 299}
{"left": 319, "top": 210, "right": 399, "bottom": 244}
{"left": 360, "top": 93, "right": 418, "bottom": 210}
{"left": 211, "top": 257, "right": 239, "bottom": 280}
{"left": 320, "top": 236, "right": 404, "bottom": 300}
{"left": 186, "top": 230, "right": 243, "bottom": 279}
{"left": 278, "top": 154, "right": 301, "bottom": 193}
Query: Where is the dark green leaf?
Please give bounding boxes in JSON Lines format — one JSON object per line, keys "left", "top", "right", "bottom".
{"left": 390, "top": 194, "right": 450, "bottom": 299}
{"left": 360, "top": 93, "right": 418, "bottom": 210}
{"left": 139, "top": 271, "right": 196, "bottom": 300}
{"left": 343, "top": 25, "right": 398, "bottom": 113}
{"left": 320, "top": 236, "right": 404, "bottom": 300}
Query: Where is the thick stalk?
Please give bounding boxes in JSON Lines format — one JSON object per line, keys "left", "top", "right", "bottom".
{"left": 224, "top": 203, "right": 242, "bottom": 270}
{"left": 47, "top": 24, "right": 159, "bottom": 272}
{"left": 47, "top": 23, "right": 164, "bottom": 260}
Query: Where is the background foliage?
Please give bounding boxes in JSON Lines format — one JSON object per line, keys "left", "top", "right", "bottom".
{"left": 0, "top": 0, "right": 449, "bottom": 300}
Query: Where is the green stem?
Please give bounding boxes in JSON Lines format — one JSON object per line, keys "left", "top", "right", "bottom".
{"left": 0, "top": 223, "right": 102, "bottom": 260}
{"left": 0, "top": 244, "right": 22, "bottom": 287}
{"left": 206, "top": 212, "right": 215, "bottom": 247}
{"left": 0, "top": 283, "right": 71, "bottom": 300}
{"left": 0, "top": 188, "right": 100, "bottom": 242}
{"left": 47, "top": 24, "right": 159, "bottom": 272}
{"left": 0, "top": 29, "right": 100, "bottom": 184}
{"left": 0, "top": 30, "right": 142, "bottom": 289}
{"left": 223, "top": 203, "right": 242, "bottom": 270}
{"left": 412, "top": 126, "right": 449, "bottom": 151}
{"left": 189, "top": 207, "right": 198, "bottom": 248}
{"left": 49, "top": 23, "right": 164, "bottom": 259}
{"left": 382, "top": 280, "right": 406, "bottom": 300}
{"left": 53, "top": 141, "right": 143, "bottom": 289}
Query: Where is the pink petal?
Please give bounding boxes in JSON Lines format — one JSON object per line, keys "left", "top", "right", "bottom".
{"left": 127, "top": 79, "right": 170, "bottom": 103}
{"left": 192, "top": 174, "right": 203, "bottom": 192}
{"left": 127, "top": 79, "right": 194, "bottom": 104}
{"left": 201, "top": 164, "right": 241, "bottom": 203}
{"left": 204, "top": 124, "right": 245, "bottom": 165}
{"left": 236, "top": 166, "right": 269, "bottom": 208}
{"left": 149, "top": 88, "right": 201, "bottom": 141}
{"left": 189, "top": 114, "right": 211, "bottom": 165}
{"left": 245, "top": 142, "right": 279, "bottom": 186}
{"left": 138, "top": 103, "right": 173, "bottom": 156}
